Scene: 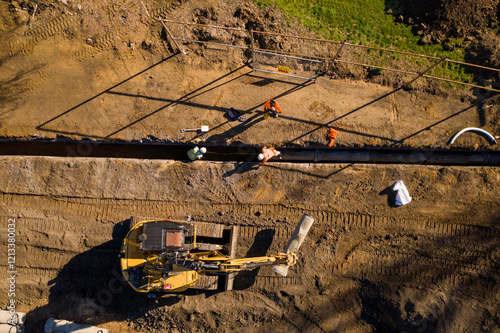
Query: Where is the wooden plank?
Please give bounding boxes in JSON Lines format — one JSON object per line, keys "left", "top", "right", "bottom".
{"left": 192, "top": 275, "right": 218, "bottom": 290}
{"left": 225, "top": 226, "right": 239, "bottom": 291}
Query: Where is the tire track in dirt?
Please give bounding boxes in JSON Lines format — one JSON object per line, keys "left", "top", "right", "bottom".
{"left": 238, "top": 225, "right": 293, "bottom": 241}
{"left": 149, "top": 0, "right": 191, "bottom": 54}
{"left": 3, "top": 1, "right": 181, "bottom": 100}
{"left": 2, "top": 193, "right": 497, "bottom": 238}
{"left": 282, "top": 308, "right": 325, "bottom": 333}
{"left": 5, "top": 2, "right": 182, "bottom": 93}
{"left": 0, "top": 213, "right": 117, "bottom": 291}
{"left": 0, "top": 267, "right": 58, "bottom": 297}
{"left": 331, "top": 211, "right": 499, "bottom": 239}
{"left": 0, "top": 245, "right": 120, "bottom": 302}
{"left": 73, "top": 34, "right": 115, "bottom": 61}
{"left": 335, "top": 249, "right": 500, "bottom": 291}
{"left": 383, "top": 233, "right": 495, "bottom": 254}
{"left": 4, "top": 193, "right": 497, "bottom": 293}
{"left": 1, "top": 63, "right": 58, "bottom": 98}
{"left": 0, "top": 216, "right": 92, "bottom": 235}
{"left": 149, "top": 2, "right": 179, "bottom": 19}
{"left": 24, "top": 15, "right": 77, "bottom": 40}
{"left": 11, "top": 246, "right": 75, "bottom": 270}
{"left": 73, "top": 1, "right": 183, "bottom": 61}
{"left": 331, "top": 216, "right": 499, "bottom": 290}
{"left": 249, "top": 275, "right": 302, "bottom": 288}
{"left": 8, "top": 15, "right": 77, "bottom": 56}
{"left": 0, "top": 244, "right": 118, "bottom": 271}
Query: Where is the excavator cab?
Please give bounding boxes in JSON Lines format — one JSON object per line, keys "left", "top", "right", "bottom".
{"left": 120, "top": 220, "right": 199, "bottom": 293}
{"left": 139, "top": 220, "right": 195, "bottom": 252}
{"left": 120, "top": 218, "right": 228, "bottom": 293}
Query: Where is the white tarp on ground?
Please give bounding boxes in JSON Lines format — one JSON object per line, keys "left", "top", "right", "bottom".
{"left": 393, "top": 180, "right": 412, "bottom": 206}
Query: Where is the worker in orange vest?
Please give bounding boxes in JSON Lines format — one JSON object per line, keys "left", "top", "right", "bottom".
{"left": 258, "top": 146, "right": 281, "bottom": 168}
{"left": 263, "top": 99, "right": 282, "bottom": 119}
{"left": 327, "top": 128, "right": 337, "bottom": 147}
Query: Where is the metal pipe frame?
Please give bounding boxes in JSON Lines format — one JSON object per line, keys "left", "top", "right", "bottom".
{"left": 160, "top": 20, "right": 500, "bottom": 93}
{"left": 254, "top": 50, "right": 323, "bottom": 63}
{"left": 252, "top": 68, "right": 317, "bottom": 81}
{"left": 171, "top": 38, "right": 250, "bottom": 50}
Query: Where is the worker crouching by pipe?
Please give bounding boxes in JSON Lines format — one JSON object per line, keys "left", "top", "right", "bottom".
{"left": 263, "top": 99, "right": 282, "bottom": 119}
{"left": 258, "top": 146, "right": 281, "bottom": 169}
{"left": 327, "top": 128, "right": 337, "bottom": 147}
{"left": 187, "top": 146, "right": 207, "bottom": 161}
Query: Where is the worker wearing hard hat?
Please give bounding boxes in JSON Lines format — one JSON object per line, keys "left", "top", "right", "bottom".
{"left": 263, "top": 99, "right": 282, "bottom": 119}
{"left": 258, "top": 146, "right": 281, "bottom": 168}
{"left": 187, "top": 146, "right": 207, "bottom": 160}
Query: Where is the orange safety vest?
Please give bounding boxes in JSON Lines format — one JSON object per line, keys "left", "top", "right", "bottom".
{"left": 327, "top": 128, "right": 337, "bottom": 147}
{"left": 263, "top": 100, "right": 282, "bottom": 113}
{"left": 262, "top": 147, "right": 280, "bottom": 163}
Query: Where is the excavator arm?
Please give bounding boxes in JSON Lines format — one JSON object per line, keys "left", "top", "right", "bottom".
{"left": 183, "top": 252, "right": 297, "bottom": 274}
{"left": 179, "top": 212, "right": 315, "bottom": 277}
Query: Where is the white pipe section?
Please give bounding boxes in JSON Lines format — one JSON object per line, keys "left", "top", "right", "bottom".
{"left": 0, "top": 323, "right": 23, "bottom": 333}
{"left": 0, "top": 311, "right": 26, "bottom": 325}
{"left": 448, "top": 127, "right": 497, "bottom": 145}
{"left": 273, "top": 214, "right": 315, "bottom": 277}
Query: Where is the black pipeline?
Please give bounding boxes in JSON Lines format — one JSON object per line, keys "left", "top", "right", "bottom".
{"left": 282, "top": 148, "right": 500, "bottom": 166}
{"left": 0, "top": 140, "right": 498, "bottom": 166}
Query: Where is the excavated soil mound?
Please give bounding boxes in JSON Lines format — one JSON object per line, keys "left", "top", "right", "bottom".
{"left": 389, "top": 0, "right": 499, "bottom": 37}
{"left": 389, "top": 0, "right": 500, "bottom": 75}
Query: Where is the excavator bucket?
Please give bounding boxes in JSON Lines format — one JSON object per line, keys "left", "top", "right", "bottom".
{"left": 273, "top": 214, "right": 315, "bottom": 277}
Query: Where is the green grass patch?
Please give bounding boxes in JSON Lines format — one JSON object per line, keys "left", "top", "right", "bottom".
{"left": 254, "top": 0, "right": 474, "bottom": 84}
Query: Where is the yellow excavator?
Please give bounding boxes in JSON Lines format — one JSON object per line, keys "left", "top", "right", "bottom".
{"left": 119, "top": 214, "right": 314, "bottom": 295}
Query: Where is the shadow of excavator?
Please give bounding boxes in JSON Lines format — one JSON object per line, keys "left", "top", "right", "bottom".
{"left": 232, "top": 229, "right": 276, "bottom": 290}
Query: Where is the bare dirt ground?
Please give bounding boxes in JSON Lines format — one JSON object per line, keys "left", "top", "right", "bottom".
{"left": 0, "top": 0, "right": 499, "bottom": 332}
